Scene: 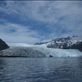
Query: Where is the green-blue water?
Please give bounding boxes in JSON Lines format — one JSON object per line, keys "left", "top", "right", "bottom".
{"left": 0, "top": 57, "right": 82, "bottom": 82}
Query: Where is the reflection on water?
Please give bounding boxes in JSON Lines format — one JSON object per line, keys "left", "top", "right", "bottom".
{"left": 0, "top": 57, "right": 82, "bottom": 82}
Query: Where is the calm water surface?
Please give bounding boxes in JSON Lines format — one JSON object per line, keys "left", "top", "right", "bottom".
{"left": 0, "top": 57, "right": 82, "bottom": 82}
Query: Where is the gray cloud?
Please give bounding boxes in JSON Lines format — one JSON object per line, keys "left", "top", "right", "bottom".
{"left": 0, "top": 23, "right": 40, "bottom": 44}
{"left": 0, "top": 1, "right": 82, "bottom": 43}
{"left": 0, "top": 1, "right": 81, "bottom": 23}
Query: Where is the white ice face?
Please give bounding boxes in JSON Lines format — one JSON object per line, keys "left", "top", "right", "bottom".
{"left": 31, "top": 46, "right": 82, "bottom": 57}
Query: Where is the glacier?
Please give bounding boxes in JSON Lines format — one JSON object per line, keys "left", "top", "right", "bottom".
{"left": 30, "top": 45, "right": 82, "bottom": 57}
{"left": 0, "top": 43, "right": 82, "bottom": 57}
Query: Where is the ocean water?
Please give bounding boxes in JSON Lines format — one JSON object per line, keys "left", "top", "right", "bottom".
{"left": 0, "top": 57, "right": 82, "bottom": 82}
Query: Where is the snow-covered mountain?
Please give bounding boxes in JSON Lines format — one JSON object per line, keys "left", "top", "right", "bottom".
{"left": 35, "top": 36, "right": 82, "bottom": 51}
{"left": 0, "top": 42, "right": 82, "bottom": 57}
{"left": 0, "top": 36, "right": 82, "bottom": 57}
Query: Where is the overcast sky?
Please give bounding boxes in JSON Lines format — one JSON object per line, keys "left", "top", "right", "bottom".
{"left": 0, "top": 1, "right": 82, "bottom": 44}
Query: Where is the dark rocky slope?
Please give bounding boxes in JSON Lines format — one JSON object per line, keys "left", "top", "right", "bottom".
{"left": 0, "top": 39, "right": 9, "bottom": 51}
{"left": 67, "top": 42, "right": 82, "bottom": 51}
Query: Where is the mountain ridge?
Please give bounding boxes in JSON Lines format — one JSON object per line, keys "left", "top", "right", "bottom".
{"left": 0, "top": 37, "right": 82, "bottom": 57}
{"left": 35, "top": 36, "right": 82, "bottom": 51}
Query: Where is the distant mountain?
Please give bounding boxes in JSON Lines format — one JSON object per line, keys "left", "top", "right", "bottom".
{"left": 0, "top": 39, "right": 9, "bottom": 51}
{"left": 9, "top": 43, "right": 33, "bottom": 47}
{"left": 35, "top": 36, "right": 82, "bottom": 51}
{"left": 0, "top": 37, "right": 82, "bottom": 57}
